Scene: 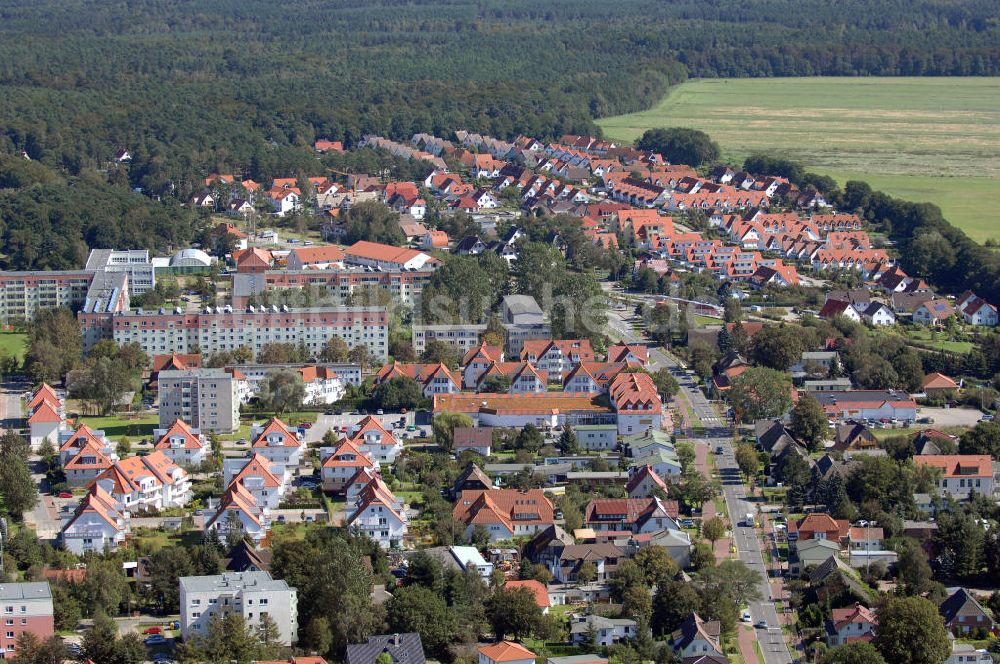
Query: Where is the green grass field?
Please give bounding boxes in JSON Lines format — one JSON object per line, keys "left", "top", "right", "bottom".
{"left": 598, "top": 77, "right": 1000, "bottom": 242}
{"left": 0, "top": 332, "right": 27, "bottom": 363}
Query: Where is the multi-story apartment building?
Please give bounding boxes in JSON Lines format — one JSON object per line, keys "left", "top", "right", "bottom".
{"left": 412, "top": 324, "right": 487, "bottom": 355}
{"left": 158, "top": 369, "right": 241, "bottom": 433}
{"left": 232, "top": 266, "right": 435, "bottom": 308}
{"left": 85, "top": 249, "right": 156, "bottom": 295}
{"left": 80, "top": 306, "right": 388, "bottom": 359}
{"left": 179, "top": 572, "right": 298, "bottom": 645}
{"left": 0, "top": 271, "right": 92, "bottom": 324}
{"left": 0, "top": 582, "right": 54, "bottom": 658}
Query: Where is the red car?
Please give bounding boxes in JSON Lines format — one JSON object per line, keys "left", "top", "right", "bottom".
{"left": 142, "top": 626, "right": 161, "bottom": 635}
{"left": 299, "top": 422, "right": 313, "bottom": 429}
{"left": 57, "top": 492, "right": 73, "bottom": 499}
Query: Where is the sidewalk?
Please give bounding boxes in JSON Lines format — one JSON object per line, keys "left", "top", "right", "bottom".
{"left": 694, "top": 441, "right": 735, "bottom": 561}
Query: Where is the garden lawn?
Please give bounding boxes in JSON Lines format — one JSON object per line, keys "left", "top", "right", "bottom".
{"left": 598, "top": 77, "right": 1000, "bottom": 242}
{"left": 0, "top": 332, "right": 27, "bottom": 363}
{"left": 76, "top": 413, "right": 158, "bottom": 439}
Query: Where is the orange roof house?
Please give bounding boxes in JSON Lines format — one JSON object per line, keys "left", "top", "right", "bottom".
{"left": 796, "top": 513, "right": 850, "bottom": 545}
{"left": 922, "top": 372, "right": 959, "bottom": 394}
{"left": 453, "top": 489, "right": 555, "bottom": 540}
{"left": 478, "top": 641, "right": 538, "bottom": 664}
{"left": 504, "top": 579, "right": 551, "bottom": 610}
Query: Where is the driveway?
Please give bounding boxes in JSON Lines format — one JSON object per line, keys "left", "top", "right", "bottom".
{"left": 305, "top": 412, "right": 429, "bottom": 444}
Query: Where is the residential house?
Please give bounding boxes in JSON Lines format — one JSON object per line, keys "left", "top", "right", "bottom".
{"left": 478, "top": 642, "right": 537, "bottom": 664}
{"left": 452, "top": 489, "right": 555, "bottom": 541}
{"left": 452, "top": 463, "right": 495, "bottom": 496}
{"left": 520, "top": 339, "right": 595, "bottom": 382}
{"left": 813, "top": 390, "right": 918, "bottom": 422}
{"left": 345, "top": 415, "right": 404, "bottom": 465}
{"left": 570, "top": 614, "right": 637, "bottom": 647}
{"left": 914, "top": 455, "right": 995, "bottom": 501}
{"left": 346, "top": 633, "right": 426, "bottom": 664}
{"left": 940, "top": 588, "right": 995, "bottom": 636}
{"left": 825, "top": 603, "right": 877, "bottom": 647}
{"left": 550, "top": 543, "right": 624, "bottom": 584}
{"left": 153, "top": 419, "right": 208, "bottom": 467}
{"left": 848, "top": 526, "right": 884, "bottom": 552}
{"left": 266, "top": 187, "right": 301, "bottom": 216}
{"left": 923, "top": 372, "right": 959, "bottom": 397}
{"left": 861, "top": 302, "right": 896, "bottom": 327}
{"left": 463, "top": 342, "right": 505, "bottom": 389}
{"left": 958, "top": 292, "right": 999, "bottom": 326}
{"left": 790, "top": 539, "right": 842, "bottom": 576}
{"left": 625, "top": 465, "right": 669, "bottom": 499}
{"left": 91, "top": 451, "right": 191, "bottom": 513}
{"left": 320, "top": 441, "right": 377, "bottom": 493}
{"left": 250, "top": 418, "right": 306, "bottom": 471}
{"left": 669, "top": 614, "right": 723, "bottom": 660}
{"left": 60, "top": 485, "right": 128, "bottom": 555}
{"left": 584, "top": 497, "right": 679, "bottom": 534}
{"left": 504, "top": 579, "right": 552, "bottom": 614}
{"left": 574, "top": 424, "right": 618, "bottom": 451}
{"left": 453, "top": 427, "right": 493, "bottom": 456}
{"left": 833, "top": 422, "right": 878, "bottom": 453}
{"left": 609, "top": 372, "right": 662, "bottom": 436}
{"left": 347, "top": 476, "right": 408, "bottom": 549}
{"left": 913, "top": 299, "right": 956, "bottom": 326}
{"left": 205, "top": 483, "right": 270, "bottom": 545}
{"left": 375, "top": 362, "right": 462, "bottom": 397}
{"left": 224, "top": 453, "right": 286, "bottom": 509}
{"left": 795, "top": 513, "right": 850, "bottom": 548}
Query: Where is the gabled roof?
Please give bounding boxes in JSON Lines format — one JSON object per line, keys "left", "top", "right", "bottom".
{"left": 252, "top": 418, "right": 300, "bottom": 448}
{"left": 59, "top": 424, "right": 102, "bottom": 454}
{"left": 229, "top": 453, "right": 282, "bottom": 489}
{"left": 453, "top": 489, "right": 554, "bottom": 531}
{"left": 349, "top": 415, "right": 399, "bottom": 449}
{"left": 922, "top": 372, "right": 958, "bottom": 390}
{"left": 463, "top": 341, "right": 503, "bottom": 366}
{"left": 206, "top": 482, "right": 262, "bottom": 529}
{"left": 625, "top": 465, "right": 668, "bottom": 495}
{"left": 63, "top": 484, "right": 123, "bottom": 533}
{"left": 92, "top": 451, "right": 184, "bottom": 494}
{"left": 154, "top": 419, "right": 204, "bottom": 450}
{"left": 28, "top": 400, "right": 61, "bottom": 424}
{"left": 504, "top": 579, "right": 551, "bottom": 608}
{"left": 670, "top": 613, "right": 721, "bottom": 653}
{"left": 940, "top": 587, "right": 992, "bottom": 625}
{"left": 478, "top": 641, "right": 537, "bottom": 662}
{"left": 63, "top": 439, "right": 114, "bottom": 472}
{"left": 321, "top": 440, "right": 374, "bottom": 469}
{"left": 914, "top": 455, "right": 992, "bottom": 478}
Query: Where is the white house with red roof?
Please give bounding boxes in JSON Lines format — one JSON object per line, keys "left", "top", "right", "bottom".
{"left": 520, "top": 339, "right": 595, "bottom": 382}
{"left": 609, "top": 372, "right": 662, "bottom": 435}
{"left": 91, "top": 451, "right": 191, "bottom": 512}
{"left": 250, "top": 418, "right": 306, "bottom": 470}
{"left": 265, "top": 187, "right": 301, "bottom": 216}
{"left": 60, "top": 485, "right": 128, "bottom": 555}
{"left": 463, "top": 343, "right": 505, "bottom": 389}
{"left": 223, "top": 453, "right": 287, "bottom": 509}
{"left": 205, "top": 483, "right": 270, "bottom": 544}
{"left": 63, "top": 439, "right": 117, "bottom": 488}
{"left": 153, "top": 419, "right": 208, "bottom": 466}
{"left": 478, "top": 642, "right": 537, "bottom": 664}
{"left": 509, "top": 362, "right": 548, "bottom": 394}
{"left": 347, "top": 475, "right": 408, "bottom": 549}
{"left": 563, "top": 362, "right": 628, "bottom": 394}
{"left": 344, "top": 241, "right": 437, "bottom": 271}
{"left": 584, "top": 497, "right": 679, "bottom": 534}
{"left": 320, "top": 441, "right": 377, "bottom": 493}
{"left": 503, "top": 579, "right": 552, "bottom": 615}
{"left": 626, "top": 465, "right": 669, "bottom": 499}
{"left": 825, "top": 603, "right": 877, "bottom": 647}
{"left": 27, "top": 383, "right": 64, "bottom": 449}
{"left": 607, "top": 344, "right": 648, "bottom": 366}
{"left": 345, "top": 416, "right": 404, "bottom": 465}
{"left": 453, "top": 489, "right": 555, "bottom": 541}
{"left": 914, "top": 455, "right": 995, "bottom": 501}
{"left": 57, "top": 424, "right": 113, "bottom": 467}
{"left": 958, "top": 292, "right": 999, "bottom": 327}
{"left": 374, "top": 362, "right": 461, "bottom": 397}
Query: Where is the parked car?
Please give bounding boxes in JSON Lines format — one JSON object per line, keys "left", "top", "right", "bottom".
{"left": 142, "top": 627, "right": 162, "bottom": 635}
{"left": 144, "top": 635, "right": 167, "bottom": 645}
{"left": 407, "top": 425, "right": 416, "bottom": 432}
{"left": 376, "top": 409, "right": 384, "bottom": 415}
{"left": 324, "top": 410, "right": 334, "bottom": 416}
{"left": 754, "top": 620, "right": 768, "bottom": 629}
{"left": 57, "top": 491, "right": 73, "bottom": 499}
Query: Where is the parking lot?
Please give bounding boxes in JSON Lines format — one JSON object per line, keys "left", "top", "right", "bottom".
{"left": 303, "top": 411, "right": 430, "bottom": 444}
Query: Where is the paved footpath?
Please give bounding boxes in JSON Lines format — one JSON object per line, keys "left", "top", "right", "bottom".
{"left": 693, "top": 441, "right": 735, "bottom": 561}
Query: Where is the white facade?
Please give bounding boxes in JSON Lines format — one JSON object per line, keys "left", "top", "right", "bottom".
{"left": 98, "top": 307, "right": 388, "bottom": 361}
{"left": 180, "top": 572, "right": 298, "bottom": 645}
{"left": 576, "top": 425, "right": 618, "bottom": 450}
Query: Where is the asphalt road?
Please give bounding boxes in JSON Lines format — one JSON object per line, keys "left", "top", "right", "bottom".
{"left": 607, "top": 307, "right": 794, "bottom": 664}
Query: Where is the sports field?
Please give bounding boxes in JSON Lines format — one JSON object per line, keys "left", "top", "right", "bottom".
{"left": 598, "top": 77, "right": 1000, "bottom": 242}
